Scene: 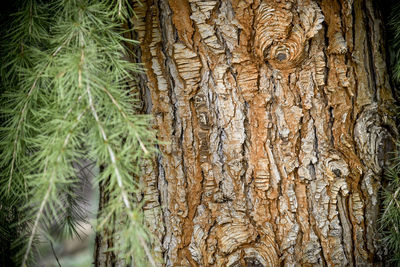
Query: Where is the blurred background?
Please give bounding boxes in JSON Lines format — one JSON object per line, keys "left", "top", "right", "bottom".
{"left": 34, "top": 162, "right": 99, "bottom": 267}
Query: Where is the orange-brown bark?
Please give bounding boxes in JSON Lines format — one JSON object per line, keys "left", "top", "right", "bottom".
{"left": 96, "top": 0, "right": 397, "bottom": 266}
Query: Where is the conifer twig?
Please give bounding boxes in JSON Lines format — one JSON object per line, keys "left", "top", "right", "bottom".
{"left": 21, "top": 108, "right": 87, "bottom": 267}
{"left": 88, "top": 83, "right": 155, "bottom": 266}
{"left": 118, "top": 0, "right": 122, "bottom": 18}
{"left": 2, "top": 1, "right": 157, "bottom": 265}
{"left": 100, "top": 85, "right": 149, "bottom": 154}
{"left": 7, "top": 42, "right": 68, "bottom": 195}
{"left": 49, "top": 239, "right": 62, "bottom": 267}
{"left": 22, "top": 180, "right": 53, "bottom": 266}
{"left": 383, "top": 187, "right": 400, "bottom": 218}
{"left": 84, "top": 48, "right": 155, "bottom": 266}
{"left": 86, "top": 79, "right": 132, "bottom": 211}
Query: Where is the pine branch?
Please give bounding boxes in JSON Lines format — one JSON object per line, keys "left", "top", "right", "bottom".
{"left": 49, "top": 239, "right": 62, "bottom": 267}
{"left": 380, "top": 165, "right": 400, "bottom": 263}
{"left": 382, "top": 3, "right": 400, "bottom": 264}
{"left": 1, "top": 0, "right": 50, "bottom": 202}
{"left": 7, "top": 41, "right": 67, "bottom": 195}
{"left": 1, "top": 1, "right": 157, "bottom": 266}
{"left": 84, "top": 46, "right": 156, "bottom": 266}
{"left": 86, "top": 73, "right": 131, "bottom": 211}
{"left": 100, "top": 85, "right": 149, "bottom": 154}
{"left": 21, "top": 108, "right": 87, "bottom": 267}
{"left": 383, "top": 186, "right": 400, "bottom": 218}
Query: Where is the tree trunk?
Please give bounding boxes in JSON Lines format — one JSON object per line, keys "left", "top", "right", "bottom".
{"left": 96, "top": 0, "right": 397, "bottom": 266}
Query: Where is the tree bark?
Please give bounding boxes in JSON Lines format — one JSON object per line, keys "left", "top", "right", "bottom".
{"left": 95, "top": 0, "right": 397, "bottom": 266}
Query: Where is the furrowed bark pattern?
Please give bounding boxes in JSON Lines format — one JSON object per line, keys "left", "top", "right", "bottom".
{"left": 96, "top": 0, "right": 396, "bottom": 266}
{"left": 95, "top": 181, "right": 117, "bottom": 267}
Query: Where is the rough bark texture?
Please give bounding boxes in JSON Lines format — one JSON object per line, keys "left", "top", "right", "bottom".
{"left": 95, "top": 0, "right": 398, "bottom": 266}
{"left": 94, "top": 180, "right": 117, "bottom": 267}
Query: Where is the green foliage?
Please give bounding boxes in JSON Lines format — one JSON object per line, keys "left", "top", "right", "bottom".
{"left": 390, "top": 3, "right": 400, "bottom": 82}
{"left": 382, "top": 2, "right": 400, "bottom": 264}
{"left": 0, "top": 0, "right": 157, "bottom": 266}
{"left": 380, "top": 164, "right": 400, "bottom": 264}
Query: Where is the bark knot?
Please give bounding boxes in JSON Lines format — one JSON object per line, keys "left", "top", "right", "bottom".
{"left": 254, "top": 0, "right": 324, "bottom": 70}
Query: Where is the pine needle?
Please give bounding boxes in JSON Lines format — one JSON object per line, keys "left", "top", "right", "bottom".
{"left": 0, "top": 0, "right": 157, "bottom": 266}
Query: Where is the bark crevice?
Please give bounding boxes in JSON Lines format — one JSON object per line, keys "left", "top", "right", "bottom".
{"left": 95, "top": 0, "right": 398, "bottom": 266}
